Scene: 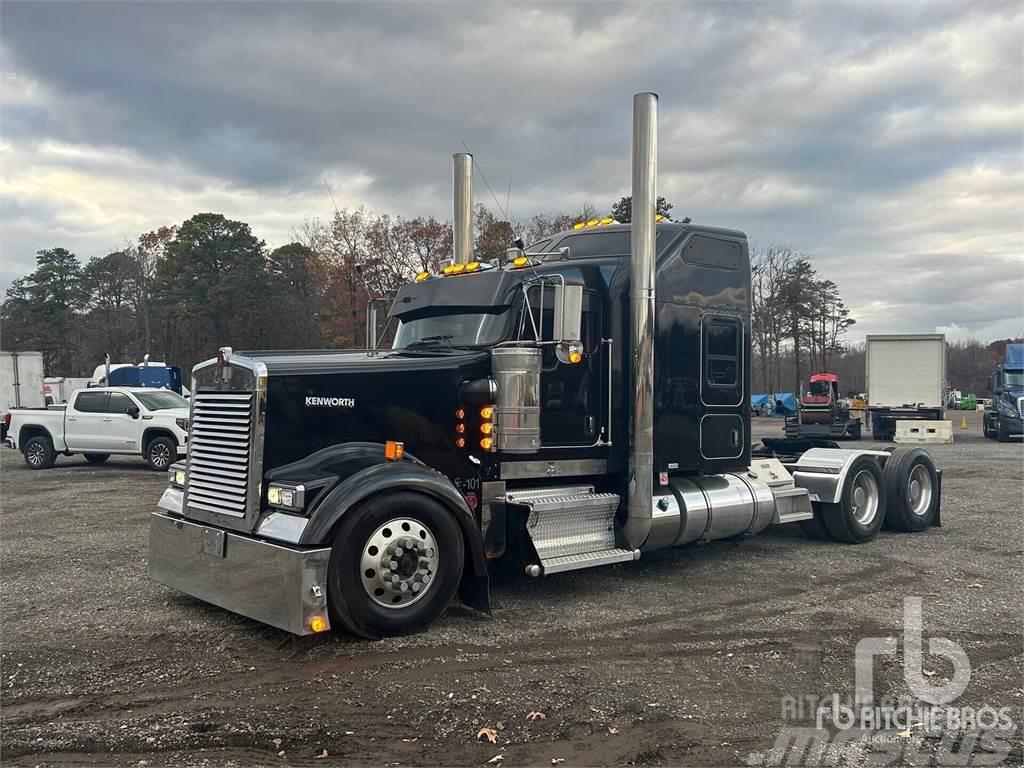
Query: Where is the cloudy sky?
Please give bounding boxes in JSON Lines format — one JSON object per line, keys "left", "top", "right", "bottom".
{"left": 1, "top": 1, "right": 1021, "bottom": 341}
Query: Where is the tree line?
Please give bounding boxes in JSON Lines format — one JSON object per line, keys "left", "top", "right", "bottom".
{"left": 4, "top": 194, "right": 921, "bottom": 395}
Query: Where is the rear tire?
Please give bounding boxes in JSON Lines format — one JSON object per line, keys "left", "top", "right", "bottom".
{"left": 84, "top": 453, "right": 110, "bottom": 464}
{"left": 24, "top": 435, "right": 56, "bottom": 469}
{"left": 327, "top": 491, "right": 464, "bottom": 639}
{"left": 820, "top": 456, "right": 886, "bottom": 544}
{"left": 145, "top": 437, "right": 176, "bottom": 471}
{"left": 882, "top": 448, "right": 938, "bottom": 531}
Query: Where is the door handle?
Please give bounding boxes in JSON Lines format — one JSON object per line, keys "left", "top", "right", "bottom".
{"left": 102, "top": 417, "right": 113, "bottom": 422}
{"left": 67, "top": 416, "right": 77, "bottom": 421}
{"left": 730, "top": 429, "right": 739, "bottom": 448}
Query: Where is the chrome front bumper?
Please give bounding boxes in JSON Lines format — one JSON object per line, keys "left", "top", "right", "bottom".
{"left": 148, "top": 510, "right": 332, "bottom": 635}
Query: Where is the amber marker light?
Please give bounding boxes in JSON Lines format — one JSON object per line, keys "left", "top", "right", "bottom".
{"left": 455, "top": 437, "right": 466, "bottom": 448}
{"left": 415, "top": 272, "right": 430, "bottom": 282}
{"left": 480, "top": 406, "right": 494, "bottom": 420}
{"left": 384, "top": 440, "right": 404, "bottom": 460}
{"left": 480, "top": 437, "right": 494, "bottom": 451}
{"left": 569, "top": 350, "right": 583, "bottom": 364}
{"left": 466, "top": 261, "right": 481, "bottom": 272}
{"left": 572, "top": 222, "right": 585, "bottom": 230}
{"left": 455, "top": 408, "right": 465, "bottom": 419}
{"left": 512, "top": 256, "right": 529, "bottom": 268}
{"left": 480, "top": 422, "right": 493, "bottom": 435}
{"left": 308, "top": 615, "right": 328, "bottom": 633}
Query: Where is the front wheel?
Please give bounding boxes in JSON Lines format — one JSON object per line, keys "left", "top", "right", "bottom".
{"left": 327, "top": 491, "right": 464, "bottom": 638}
{"left": 145, "top": 437, "right": 176, "bottom": 471}
{"left": 820, "top": 456, "right": 886, "bottom": 544}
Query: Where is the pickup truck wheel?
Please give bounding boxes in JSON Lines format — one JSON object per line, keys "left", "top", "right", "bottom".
{"left": 883, "top": 447, "right": 938, "bottom": 531}
{"left": 820, "top": 457, "right": 886, "bottom": 544}
{"left": 327, "top": 491, "right": 464, "bottom": 639}
{"left": 145, "top": 437, "right": 176, "bottom": 470}
{"left": 84, "top": 453, "right": 110, "bottom": 464}
{"left": 24, "top": 436, "right": 56, "bottom": 469}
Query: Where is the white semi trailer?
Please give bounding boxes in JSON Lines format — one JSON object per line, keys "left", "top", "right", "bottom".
{"left": 1, "top": 351, "right": 45, "bottom": 440}
{"left": 866, "top": 334, "right": 946, "bottom": 440}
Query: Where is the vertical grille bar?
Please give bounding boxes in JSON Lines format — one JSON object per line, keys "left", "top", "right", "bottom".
{"left": 185, "top": 391, "right": 254, "bottom": 517}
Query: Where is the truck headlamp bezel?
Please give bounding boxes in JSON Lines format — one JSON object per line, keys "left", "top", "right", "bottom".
{"left": 176, "top": 417, "right": 189, "bottom": 431}
{"left": 997, "top": 400, "right": 1018, "bottom": 418}
{"left": 267, "top": 483, "right": 305, "bottom": 511}
{"left": 168, "top": 465, "right": 187, "bottom": 489}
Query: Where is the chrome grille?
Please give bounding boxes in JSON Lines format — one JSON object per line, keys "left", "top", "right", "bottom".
{"left": 185, "top": 391, "right": 254, "bottom": 517}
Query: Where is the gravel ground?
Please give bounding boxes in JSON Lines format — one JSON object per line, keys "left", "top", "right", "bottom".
{"left": 2, "top": 412, "right": 1021, "bottom": 767}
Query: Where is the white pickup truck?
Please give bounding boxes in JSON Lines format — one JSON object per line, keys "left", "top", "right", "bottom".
{"left": 7, "top": 387, "right": 189, "bottom": 470}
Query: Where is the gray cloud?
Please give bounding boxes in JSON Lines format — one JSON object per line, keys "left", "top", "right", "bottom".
{"left": 1, "top": 1, "right": 1021, "bottom": 341}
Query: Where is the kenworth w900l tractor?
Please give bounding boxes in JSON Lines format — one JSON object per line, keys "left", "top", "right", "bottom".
{"left": 149, "top": 94, "right": 942, "bottom": 638}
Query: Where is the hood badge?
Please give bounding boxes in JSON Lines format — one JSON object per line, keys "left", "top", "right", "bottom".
{"left": 305, "top": 396, "right": 356, "bottom": 408}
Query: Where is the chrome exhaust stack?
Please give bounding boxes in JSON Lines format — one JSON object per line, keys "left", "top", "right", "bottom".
{"left": 624, "top": 92, "right": 658, "bottom": 550}
{"left": 453, "top": 152, "right": 473, "bottom": 264}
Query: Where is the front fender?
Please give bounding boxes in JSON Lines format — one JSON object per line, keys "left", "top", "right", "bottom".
{"left": 299, "top": 460, "right": 490, "bottom": 614}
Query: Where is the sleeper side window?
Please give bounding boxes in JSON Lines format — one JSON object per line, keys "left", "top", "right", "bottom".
{"left": 704, "top": 317, "right": 739, "bottom": 388}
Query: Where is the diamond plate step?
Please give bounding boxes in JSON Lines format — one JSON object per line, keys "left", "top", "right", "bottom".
{"left": 540, "top": 548, "right": 640, "bottom": 575}
{"left": 506, "top": 485, "right": 635, "bottom": 575}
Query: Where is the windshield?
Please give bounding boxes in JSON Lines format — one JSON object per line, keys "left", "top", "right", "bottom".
{"left": 1004, "top": 370, "right": 1024, "bottom": 388}
{"left": 393, "top": 309, "right": 512, "bottom": 349}
{"left": 135, "top": 390, "right": 188, "bottom": 410}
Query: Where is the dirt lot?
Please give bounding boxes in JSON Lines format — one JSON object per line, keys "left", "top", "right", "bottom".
{"left": 2, "top": 412, "right": 1022, "bottom": 767}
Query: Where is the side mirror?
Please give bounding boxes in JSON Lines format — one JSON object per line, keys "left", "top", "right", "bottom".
{"left": 552, "top": 283, "right": 583, "bottom": 344}
{"left": 127, "top": 405, "right": 140, "bottom": 419}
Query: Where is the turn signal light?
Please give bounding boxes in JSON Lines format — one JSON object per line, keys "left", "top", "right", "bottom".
{"left": 568, "top": 350, "right": 582, "bottom": 364}
{"left": 480, "top": 437, "right": 494, "bottom": 451}
{"left": 480, "top": 406, "right": 494, "bottom": 420}
{"left": 308, "top": 615, "right": 328, "bottom": 633}
{"left": 480, "top": 422, "right": 493, "bottom": 435}
{"left": 384, "top": 440, "right": 404, "bottom": 461}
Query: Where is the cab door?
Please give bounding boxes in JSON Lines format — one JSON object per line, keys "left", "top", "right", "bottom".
{"left": 65, "top": 390, "right": 108, "bottom": 451}
{"left": 526, "top": 284, "right": 605, "bottom": 446}
{"left": 102, "top": 392, "right": 141, "bottom": 453}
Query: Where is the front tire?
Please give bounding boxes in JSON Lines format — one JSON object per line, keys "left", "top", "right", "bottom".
{"left": 24, "top": 435, "right": 56, "bottom": 469}
{"left": 327, "top": 491, "right": 464, "bottom": 638}
{"left": 85, "top": 453, "right": 110, "bottom": 464}
{"left": 145, "top": 437, "right": 176, "bottom": 471}
{"left": 883, "top": 447, "right": 938, "bottom": 531}
{"left": 820, "top": 456, "right": 886, "bottom": 544}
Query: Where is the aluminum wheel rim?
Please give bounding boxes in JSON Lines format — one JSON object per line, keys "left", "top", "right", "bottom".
{"left": 360, "top": 518, "right": 439, "bottom": 609}
{"left": 908, "top": 464, "right": 933, "bottom": 516}
{"left": 150, "top": 442, "right": 171, "bottom": 468}
{"left": 26, "top": 443, "right": 44, "bottom": 466}
{"left": 850, "top": 469, "right": 880, "bottom": 526}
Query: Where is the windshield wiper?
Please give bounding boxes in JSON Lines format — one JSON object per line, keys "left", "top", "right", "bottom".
{"left": 405, "top": 335, "right": 455, "bottom": 349}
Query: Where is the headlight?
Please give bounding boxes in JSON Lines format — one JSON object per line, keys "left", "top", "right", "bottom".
{"left": 998, "top": 401, "right": 1018, "bottom": 418}
{"left": 176, "top": 417, "right": 189, "bottom": 431}
{"left": 267, "top": 483, "right": 305, "bottom": 511}
{"left": 169, "top": 466, "right": 187, "bottom": 488}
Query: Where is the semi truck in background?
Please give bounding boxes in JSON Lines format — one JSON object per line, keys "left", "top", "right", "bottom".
{"left": 865, "top": 334, "right": 946, "bottom": 441}
{"left": 983, "top": 343, "right": 1023, "bottom": 441}
{"left": 1, "top": 351, "right": 45, "bottom": 441}
{"left": 148, "top": 93, "right": 943, "bottom": 639}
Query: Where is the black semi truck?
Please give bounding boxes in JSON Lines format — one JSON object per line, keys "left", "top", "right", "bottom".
{"left": 149, "top": 94, "right": 942, "bottom": 638}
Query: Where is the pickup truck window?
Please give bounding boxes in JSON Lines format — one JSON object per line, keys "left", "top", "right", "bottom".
{"left": 75, "top": 391, "right": 107, "bottom": 413}
{"left": 106, "top": 392, "right": 134, "bottom": 414}
{"left": 135, "top": 391, "right": 187, "bottom": 410}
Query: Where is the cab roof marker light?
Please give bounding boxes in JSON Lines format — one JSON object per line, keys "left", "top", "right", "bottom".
{"left": 586, "top": 219, "right": 599, "bottom": 227}
{"left": 572, "top": 222, "right": 586, "bottom": 230}
{"left": 415, "top": 271, "right": 430, "bottom": 282}
{"left": 601, "top": 217, "right": 614, "bottom": 225}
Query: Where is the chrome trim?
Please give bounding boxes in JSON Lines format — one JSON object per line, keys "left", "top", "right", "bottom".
{"left": 453, "top": 152, "right": 473, "bottom": 264}
{"left": 257, "top": 511, "right": 309, "bottom": 543}
{"left": 625, "top": 91, "right": 658, "bottom": 551}
{"left": 500, "top": 458, "right": 607, "bottom": 480}
{"left": 149, "top": 511, "right": 330, "bottom": 636}
{"left": 158, "top": 486, "right": 183, "bottom": 514}
{"left": 268, "top": 482, "right": 306, "bottom": 511}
